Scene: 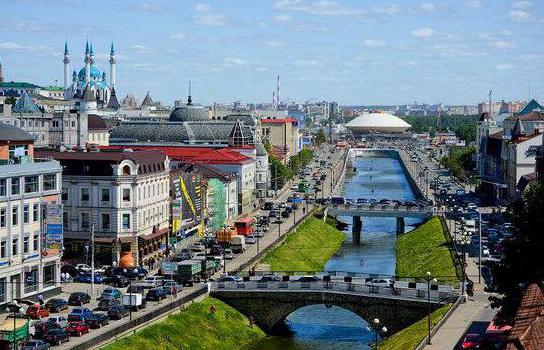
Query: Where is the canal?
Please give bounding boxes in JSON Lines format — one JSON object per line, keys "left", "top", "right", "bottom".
{"left": 248, "top": 154, "right": 424, "bottom": 349}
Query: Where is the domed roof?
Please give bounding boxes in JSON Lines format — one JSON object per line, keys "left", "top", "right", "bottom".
{"left": 0, "top": 122, "right": 33, "bottom": 142}
{"left": 78, "top": 65, "right": 102, "bottom": 80}
{"left": 345, "top": 112, "right": 411, "bottom": 133}
{"left": 169, "top": 105, "right": 209, "bottom": 122}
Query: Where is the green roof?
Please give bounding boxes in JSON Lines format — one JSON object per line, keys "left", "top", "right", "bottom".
{"left": 41, "top": 86, "right": 64, "bottom": 91}
{"left": 0, "top": 81, "right": 42, "bottom": 89}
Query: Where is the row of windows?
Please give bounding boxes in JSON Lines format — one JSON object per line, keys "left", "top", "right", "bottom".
{"left": 0, "top": 174, "right": 57, "bottom": 197}
{"left": 138, "top": 203, "right": 168, "bottom": 228}
{"left": 68, "top": 212, "right": 132, "bottom": 231}
{"left": 137, "top": 182, "right": 167, "bottom": 201}
{"left": 63, "top": 183, "right": 167, "bottom": 205}
{"left": 0, "top": 233, "right": 40, "bottom": 258}
{"left": 0, "top": 204, "right": 40, "bottom": 228}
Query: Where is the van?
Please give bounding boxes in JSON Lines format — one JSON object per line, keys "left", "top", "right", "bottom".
{"left": 229, "top": 235, "right": 246, "bottom": 254}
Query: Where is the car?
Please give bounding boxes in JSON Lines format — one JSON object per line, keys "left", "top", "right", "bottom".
{"left": 210, "top": 245, "right": 223, "bottom": 255}
{"left": 74, "top": 272, "right": 104, "bottom": 284}
{"left": 268, "top": 210, "right": 278, "bottom": 218}
{"left": 245, "top": 235, "right": 257, "bottom": 244}
{"left": 44, "top": 298, "right": 68, "bottom": 313}
{"left": 146, "top": 287, "right": 167, "bottom": 301}
{"left": 284, "top": 206, "right": 293, "bottom": 213}
{"left": 467, "top": 203, "right": 478, "bottom": 211}
{"left": 223, "top": 249, "right": 234, "bottom": 260}
{"left": 86, "top": 313, "right": 109, "bottom": 329}
{"left": 107, "top": 305, "right": 129, "bottom": 320}
{"left": 296, "top": 276, "right": 320, "bottom": 282}
{"left": 95, "top": 265, "right": 112, "bottom": 275}
{"left": 97, "top": 297, "right": 120, "bottom": 311}
{"left": 162, "top": 281, "right": 182, "bottom": 295}
{"left": 43, "top": 328, "right": 70, "bottom": 346}
{"left": 460, "top": 333, "right": 481, "bottom": 349}
{"left": 26, "top": 305, "right": 50, "bottom": 319}
{"left": 191, "top": 243, "right": 206, "bottom": 251}
{"left": 365, "top": 278, "right": 394, "bottom": 287}
{"left": 281, "top": 211, "right": 290, "bottom": 218}
{"left": 100, "top": 288, "right": 122, "bottom": 300}
{"left": 68, "top": 307, "right": 92, "bottom": 322}
{"left": 127, "top": 285, "right": 146, "bottom": 294}
{"left": 259, "top": 274, "right": 281, "bottom": 282}
{"left": 110, "top": 267, "right": 148, "bottom": 280}
{"left": 21, "top": 339, "right": 51, "bottom": 350}
{"left": 45, "top": 316, "right": 68, "bottom": 329}
{"left": 253, "top": 229, "right": 264, "bottom": 238}
{"left": 60, "top": 264, "right": 78, "bottom": 277}
{"left": 140, "top": 276, "right": 165, "bottom": 288}
{"left": 103, "top": 274, "right": 130, "bottom": 288}
{"left": 66, "top": 321, "right": 90, "bottom": 337}
{"left": 216, "top": 275, "right": 241, "bottom": 282}
{"left": 68, "top": 292, "right": 91, "bottom": 306}
{"left": 75, "top": 263, "right": 92, "bottom": 272}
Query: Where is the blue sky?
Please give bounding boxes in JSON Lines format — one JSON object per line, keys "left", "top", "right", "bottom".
{"left": 1, "top": 0, "right": 543, "bottom": 105}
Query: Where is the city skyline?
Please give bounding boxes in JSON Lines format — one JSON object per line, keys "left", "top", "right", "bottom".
{"left": 1, "top": 0, "right": 543, "bottom": 105}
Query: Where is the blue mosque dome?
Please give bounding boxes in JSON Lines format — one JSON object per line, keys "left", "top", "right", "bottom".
{"left": 78, "top": 65, "right": 102, "bottom": 80}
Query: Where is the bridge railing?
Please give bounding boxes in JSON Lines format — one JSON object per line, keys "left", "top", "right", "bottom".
{"left": 328, "top": 203, "right": 433, "bottom": 213}
{"left": 209, "top": 281, "right": 456, "bottom": 303}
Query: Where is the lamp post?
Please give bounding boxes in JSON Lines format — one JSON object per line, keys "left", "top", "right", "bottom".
{"left": 368, "top": 318, "right": 387, "bottom": 350}
{"left": 124, "top": 268, "right": 138, "bottom": 320}
{"left": 424, "top": 271, "right": 437, "bottom": 345}
{"left": 459, "top": 238, "right": 469, "bottom": 298}
{"left": 477, "top": 209, "right": 482, "bottom": 284}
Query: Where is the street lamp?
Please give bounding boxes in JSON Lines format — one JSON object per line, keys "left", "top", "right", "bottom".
{"left": 424, "top": 271, "right": 437, "bottom": 345}
{"left": 124, "top": 268, "right": 139, "bottom": 320}
{"left": 458, "top": 238, "right": 469, "bottom": 298}
{"left": 477, "top": 209, "right": 482, "bottom": 284}
{"left": 368, "top": 318, "right": 387, "bottom": 350}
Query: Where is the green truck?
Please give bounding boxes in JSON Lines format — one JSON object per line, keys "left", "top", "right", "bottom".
{"left": 0, "top": 317, "right": 29, "bottom": 349}
{"left": 176, "top": 260, "right": 202, "bottom": 286}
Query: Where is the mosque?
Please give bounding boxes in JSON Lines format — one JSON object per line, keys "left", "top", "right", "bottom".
{"left": 63, "top": 41, "right": 117, "bottom": 108}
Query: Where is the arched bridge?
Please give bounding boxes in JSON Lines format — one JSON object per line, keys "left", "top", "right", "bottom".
{"left": 209, "top": 280, "right": 456, "bottom": 335}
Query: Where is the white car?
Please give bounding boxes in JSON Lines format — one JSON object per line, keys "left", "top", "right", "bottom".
{"left": 245, "top": 235, "right": 257, "bottom": 244}
{"left": 365, "top": 278, "right": 393, "bottom": 287}
{"left": 223, "top": 249, "right": 234, "bottom": 260}
{"left": 467, "top": 203, "right": 477, "bottom": 211}
{"left": 75, "top": 263, "right": 92, "bottom": 272}
{"left": 140, "top": 276, "right": 165, "bottom": 288}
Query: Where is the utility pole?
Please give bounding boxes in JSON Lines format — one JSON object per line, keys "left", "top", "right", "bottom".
{"left": 90, "top": 224, "right": 95, "bottom": 296}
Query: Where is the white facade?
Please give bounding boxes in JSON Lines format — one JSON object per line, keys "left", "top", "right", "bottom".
{"left": 502, "top": 133, "right": 543, "bottom": 199}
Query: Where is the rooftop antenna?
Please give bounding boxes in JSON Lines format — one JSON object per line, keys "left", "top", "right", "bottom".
{"left": 187, "top": 80, "right": 192, "bottom": 105}
{"left": 488, "top": 90, "right": 493, "bottom": 114}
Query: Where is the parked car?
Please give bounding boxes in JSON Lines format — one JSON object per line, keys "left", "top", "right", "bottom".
{"left": 74, "top": 272, "right": 104, "bottom": 284}
{"left": 96, "top": 298, "right": 120, "bottom": 312}
{"left": 86, "top": 313, "right": 109, "bottom": 329}
{"left": 216, "top": 275, "right": 241, "bottom": 282}
{"left": 245, "top": 235, "right": 257, "bottom": 244}
{"left": 45, "top": 316, "right": 68, "bottom": 329}
{"left": 44, "top": 299, "right": 68, "bottom": 313}
{"left": 103, "top": 275, "right": 130, "bottom": 288}
{"left": 110, "top": 267, "right": 148, "bottom": 280}
{"left": 68, "top": 307, "right": 92, "bottom": 322}
{"left": 100, "top": 288, "right": 122, "bottom": 300}
{"left": 66, "top": 321, "right": 90, "bottom": 337}
{"left": 223, "top": 249, "right": 234, "bottom": 260}
{"left": 43, "top": 329, "right": 70, "bottom": 346}
{"left": 296, "top": 276, "right": 320, "bottom": 282}
{"left": 140, "top": 276, "right": 165, "bottom": 288}
{"left": 365, "top": 278, "right": 393, "bottom": 287}
{"left": 26, "top": 305, "right": 50, "bottom": 319}
{"left": 68, "top": 292, "right": 91, "bottom": 306}
{"left": 253, "top": 229, "right": 264, "bottom": 238}
{"left": 107, "top": 305, "right": 129, "bottom": 320}
{"left": 259, "top": 274, "right": 281, "bottom": 282}
{"left": 21, "top": 339, "right": 50, "bottom": 350}
{"left": 146, "top": 287, "right": 167, "bottom": 301}
{"left": 75, "top": 263, "right": 92, "bottom": 272}
{"left": 162, "top": 280, "right": 182, "bottom": 295}
{"left": 60, "top": 264, "right": 78, "bottom": 278}
{"left": 459, "top": 333, "right": 481, "bottom": 349}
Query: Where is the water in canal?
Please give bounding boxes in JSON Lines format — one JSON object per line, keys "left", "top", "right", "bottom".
{"left": 248, "top": 155, "right": 423, "bottom": 349}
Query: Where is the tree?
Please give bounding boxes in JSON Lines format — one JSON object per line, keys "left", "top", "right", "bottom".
{"left": 4, "top": 96, "right": 16, "bottom": 105}
{"left": 269, "top": 156, "right": 292, "bottom": 190}
{"left": 315, "top": 129, "right": 327, "bottom": 145}
{"left": 490, "top": 181, "right": 544, "bottom": 324}
{"left": 439, "top": 146, "right": 475, "bottom": 181}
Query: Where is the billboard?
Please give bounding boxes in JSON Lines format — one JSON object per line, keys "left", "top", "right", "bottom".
{"left": 44, "top": 203, "right": 63, "bottom": 256}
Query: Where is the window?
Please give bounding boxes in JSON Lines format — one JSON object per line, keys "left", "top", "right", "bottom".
{"left": 101, "top": 188, "right": 110, "bottom": 202}
{"left": 11, "top": 178, "right": 20, "bottom": 195}
{"left": 23, "top": 205, "right": 29, "bottom": 224}
{"left": 81, "top": 213, "right": 90, "bottom": 229}
{"left": 101, "top": 213, "right": 110, "bottom": 230}
{"left": 0, "top": 208, "right": 5, "bottom": 228}
{"left": 23, "top": 237, "right": 29, "bottom": 254}
{"left": 12, "top": 239, "right": 18, "bottom": 256}
{"left": 62, "top": 188, "right": 68, "bottom": 201}
{"left": 33, "top": 233, "right": 39, "bottom": 251}
{"left": 71, "top": 120, "right": 76, "bottom": 128}
{"left": 24, "top": 267, "right": 38, "bottom": 293}
{"left": 0, "top": 277, "right": 5, "bottom": 303}
{"left": 43, "top": 174, "right": 56, "bottom": 191}
{"left": 32, "top": 204, "right": 39, "bottom": 222}
{"left": 0, "top": 179, "right": 5, "bottom": 197}
{"left": 44, "top": 264, "right": 56, "bottom": 288}
{"left": 80, "top": 188, "right": 90, "bottom": 202}
{"left": 122, "top": 165, "right": 131, "bottom": 175}
{"left": 122, "top": 214, "right": 130, "bottom": 229}
{"left": 24, "top": 176, "right": 38, "bottom": 193}
{"left": 63, "top": 212, "right": 68, "bottom": 228}
{"left": 122, "top": 188, "right": 131, "bottom": 202}
{"left": 12, "top": 206, "right": 18, "bottom": 226}
{"left": 0, "top": 241, "right": 5, "bottom": 258}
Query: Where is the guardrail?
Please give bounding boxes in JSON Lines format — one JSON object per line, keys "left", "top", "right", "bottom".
{"left": 328, "top": 203, "right": 433, "bottom": 213}
{"left": 210, "top": 281, "right": 456, "bottom": 303}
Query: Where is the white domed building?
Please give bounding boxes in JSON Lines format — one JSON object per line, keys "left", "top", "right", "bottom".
{"left": 345, "top": 112, "right": 411, "bottom": 133}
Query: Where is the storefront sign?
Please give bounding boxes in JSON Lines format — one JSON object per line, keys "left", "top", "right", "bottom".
{"left": 45, "top": 203, "right": 63, "bottom": 256}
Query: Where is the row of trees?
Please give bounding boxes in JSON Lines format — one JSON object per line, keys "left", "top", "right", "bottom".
{"left": 400, "top": 115, "right": 478, "bottom": 143}
{"left": 439, "top": 146, "right": 476, "bottom": 181}
{"left": 267, "top": 146, "right": 314, "bottom": 191}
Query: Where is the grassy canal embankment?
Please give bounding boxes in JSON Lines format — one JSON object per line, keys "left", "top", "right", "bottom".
{"left": 261, "top": 216, "right": 345, "bottom": 271}
{"left": 396, "top": 216, "right": 461, "bottom": 284}
{"left": 102, "top": 297, "right": 265, "bottom": 350}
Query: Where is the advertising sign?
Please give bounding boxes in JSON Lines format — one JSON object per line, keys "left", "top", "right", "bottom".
{"left": 44, "top": 203, "right": 63, "bottom": 256}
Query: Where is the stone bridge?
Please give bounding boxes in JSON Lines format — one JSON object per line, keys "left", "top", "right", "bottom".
{"left": 209, "top": 281, "right": 454, "bottom": 335}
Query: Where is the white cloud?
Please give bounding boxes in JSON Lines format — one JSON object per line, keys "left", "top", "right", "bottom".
{"left": 194, "top": 3, "right": 211, "bottom": 12}
{"left": 411, "top": 27, "right": 435, "bottom": 39}
{"left": 363, "top": 39, "right": 387, "bottom": 48}
{"left": 195, "top": 13, "right": 226, "bottom": 26}
{"left": 489, "top": 40, "right": 517, "bottom": 49}
{"left": 496, "top": 64, "right": 515, "bottom": 70}
{"left": 225, "top": 57, "right": 246, "bottom": 66}
{"left": 421, "top": 2, "right": 437, "bottom": 12}
{"left": 275, "top": 14, "right": 293, "bottom": 22}
{"left": 373, "top": 4, "right": 402, "bottom": 15}
{"left": 512, "top": 1, "right": 531, "bottom": 9}
{"left": 129, "top": 44, "right": 148, "bottom": 51}
{"left": 264, "top": 40, "right": 286, "bottom": 48}
{"left": 509, "top": 10, "right": 532, "bottom": 22}
{"left": 137, "top": 3, "right": 163, "bottom": 12}
{"left": 0, "top": 42, "right": 25, "bottom": 50}
{"left": 274, "top": 0, "right": 365, "bottom": 16}
{"left": 295, "top": 59, "right": 320, "bottom": 67}
{"left": 168, "top": 33, "right": 185, "bottom": 40}
{"left": 465, "top": 0, "right": 482, "bottom": 8}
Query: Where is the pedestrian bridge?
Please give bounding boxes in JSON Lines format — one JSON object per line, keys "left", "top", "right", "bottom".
{"left": 209, "top": 280, "right": 457, "bottom": 335}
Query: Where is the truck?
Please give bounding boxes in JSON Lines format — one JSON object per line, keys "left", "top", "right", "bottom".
{"left": 216, "top": 227, "right": 237, "bottom": 245}
{"left": 234, "top": 218, "right": 255, "bottom": 236}
{"left": 201, "top": 259, "right": 218, "bottom": 279}
{"left": 176, "top": 260, "right": 202, "bottom": 286}
{"left": 121, "top": 293, "right": 146, "bottom": 312}
{"left": 0, "top": 317, "right": 29, "bottom": 349}
{"left": 229, "top": 235, "right": 246, "bottom": 254}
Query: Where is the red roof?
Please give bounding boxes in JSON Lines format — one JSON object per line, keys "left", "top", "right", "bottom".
{"left": 261, "top": 118, "right": 298, "bottom": 125}
{"left": 506, "top": 282, "right": 544, "bottom": 350}
{"left": 192, "top": 148, "right": 253, "bottom": 165}
{"left": 100, "top": 145, "right": 214, "bottom": 161}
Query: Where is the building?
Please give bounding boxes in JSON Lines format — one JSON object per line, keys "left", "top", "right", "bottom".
{"left": 345, "top": 112, "right": 412, "bottom": 133}
{"left": 87, "top": 115, "right": 110, "bottom": 147}
{"left": 505, "top": 282, "right": 544, "bottom": 350}
{"left": 170, "top": 165, "right": 204, "bottom": 244}
{"left": 261, "top": 117, "right": 301, "bottom": 160}
{"left": 0, "top": 122, "right": 63, "bottom": 303}
{"left": 36, "top": 150, "right": 170, "bottom": 267}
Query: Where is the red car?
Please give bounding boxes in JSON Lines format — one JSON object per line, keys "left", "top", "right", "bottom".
{"left": 460, "top": 333, "right": 481, "bottom": 349}
{"left": 66, "top": 321, "right": 90, "bottom": 337}
{"left": 26, "top": 304, "right": 50, "bottom": 319}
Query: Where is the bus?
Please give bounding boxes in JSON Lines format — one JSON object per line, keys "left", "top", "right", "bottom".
{"left": 234, "top": 218, "right": 255, "bottom": 237}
